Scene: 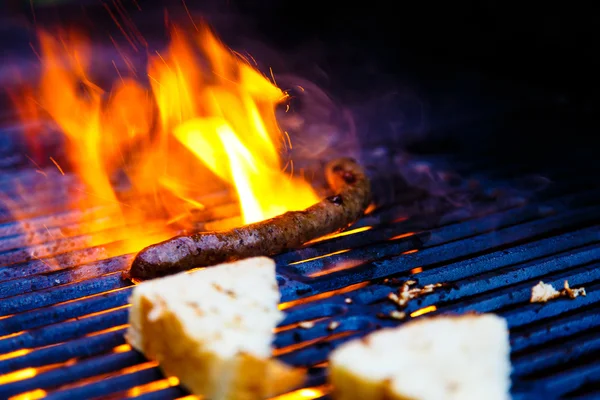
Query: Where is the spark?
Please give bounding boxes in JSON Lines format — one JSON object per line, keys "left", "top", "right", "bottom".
{"left": 43, "top": 224, "right": 57, "bottom": 240}
{"left": 289, "top": 249, "right": 351, "bottom": 265}
{"left": 28, "top": 42, "right": 41, "bottom": 62}
{"left": 113, "top": 0, "right": 147, "bottom": 47}
{"left": 246, "top": 52, "right": 258, "bottom": 66}
{"left": 269, "top": 67, "right": 278, "bottom": 86}
{"left": 283, "top": 130, "right": 293, "bottom": 149}
{"left": 210, "top": 71, "right": 238, "bottom": 86}
{"left": 232, "top": 50, "right": 251, "bottom": 65}
{"left": 109, "top": 35, "right": 138, "bottom": 77}
{"left": 103, "top": 2, "right": 138, "bottom": 51}
{"left": 154, "top": 50, "right": 172, "bottom": 73}
{"left": 304, "top": 226, "right": 373, "bottom": 244}
{"left": 49, "top": 157, "right": 65, "bottom": 175}
{"left": 29, "top": 0, "right": 36, "bottom": 25}
{"left": 25, "top": 155, "right": 47, "bottom": 177}
{"left": 112, "top": 60, "right": 124, "bottom": 84}
{"left": 147, "top": 74, "right": 162, "bottom": 88}
{"left": 389, "top": 232, "right": 417, "bottom": 241}
{"left": 181, "top": 0, "right": 199, "bottom": 32}
{"left": 30, "top": 253, "right": 54, "bottom": 270}
{"left": 164, "top": 9, "right": 170, "bottom": 30}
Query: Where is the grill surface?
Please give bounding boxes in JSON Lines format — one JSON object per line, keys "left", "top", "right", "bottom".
{"left": 1, "top": 119, "right": 600, "bottom": 400}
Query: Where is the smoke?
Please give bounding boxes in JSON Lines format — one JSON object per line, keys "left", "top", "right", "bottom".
{"left": 3, "top": 1, "right": 547, "bottom": 211}
{"left": 141, "top": 4, "right": 547, "bottom": 209}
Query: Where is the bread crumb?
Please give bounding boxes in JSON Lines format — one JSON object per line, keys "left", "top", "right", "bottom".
{"left": 530, "top": 280, "right": 586, "bottom": 303}
{"left": 379, "top": 281, "right": 444, "bottom": 321}
{"left": 563, "top": 280, "right": 586, "bottom": 299}
{"left": 389, "top": 310, "right": 406, "bottom": 320}
{"left": 387, "top": 292, "right": 401, "bottom": 305}
{"left": 328, "top": 321, "right": 340, "bottom": 331}
{"left": 388, "top": 281, "right": 444, "bottom": 308}
{"left": 298, "top": 321, "right": 315, "bottom": 329}
{"left": 376, "top": 311, "right": 406, "bottom": 320}
{"left": 530, "top": 281, "right": 560, "bottom": 303}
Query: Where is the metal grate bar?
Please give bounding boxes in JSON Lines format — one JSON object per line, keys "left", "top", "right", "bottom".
{"left": 0, "top": 328, "right": 128, "bottom": 374}
{"left": 0, "top": 351, "right": 145, "bottom": 398}
{"left": 0, "top": 158, "right": 598, "bottom": 398}
{"left": 0, "top": 288, "right": 131, "bottom": 336}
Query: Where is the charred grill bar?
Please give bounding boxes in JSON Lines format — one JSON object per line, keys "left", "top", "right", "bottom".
{"left": 0, "top": 125, "right": 599, "bottom": 399}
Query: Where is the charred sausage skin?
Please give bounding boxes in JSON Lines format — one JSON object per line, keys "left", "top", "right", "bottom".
{"left": 128, "top": 158, "right": 371, "bottom": 280}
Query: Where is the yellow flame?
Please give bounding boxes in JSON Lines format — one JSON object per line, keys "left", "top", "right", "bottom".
{"left": 304, "top": 226, "right": 372, "bottom": 245}
{"left": 112, "top": 344, "right": 132, "bottom": 353}
{"left": 125, "top": 376, "right": 180, "bottom": 397}
{"left": 162, "top": 26, "right": 318, "bottom": 224}
{"left": 9, "top": 389, "right": 46, "bottom": 400}
{"left": 12, "top": 24, "right": 318, "bottom": 258}
{"left": 410, "top": 305, "right": 437, "bottom": 317}
{"left": 288, "top": 249, "right": 351, "bottom": 265}
{"left": 271, "top": 386, "right": 329, "bottom": 400}
{"left": 0, "top": 349, "right": 31, "bottom": 362}
{"left": 0, "top": 368, "right": 37, "bottom": 385}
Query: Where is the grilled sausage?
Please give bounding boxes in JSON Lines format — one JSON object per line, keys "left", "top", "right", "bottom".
{"left": 127, "top": 157, "right": 371, "bottom": 280}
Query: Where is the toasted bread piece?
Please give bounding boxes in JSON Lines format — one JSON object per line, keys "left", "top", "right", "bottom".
{"left": 329, "top": 314, "right": 511, "bottom": 400}
{"left": 530, "top": 281, "right": 561, "bottom": 303}
{"left": 530, "top": 280, "right": 586, "bottom": 303}
{"left": 126, "top": 257, "right": 304, "bottom": 400}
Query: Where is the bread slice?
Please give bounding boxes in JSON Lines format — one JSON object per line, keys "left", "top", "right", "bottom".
{"left": 329, "top": 314, "right": 511, "bottom": 400}
{"left": 126, "top": 256, "right": 304, "bottom": 400}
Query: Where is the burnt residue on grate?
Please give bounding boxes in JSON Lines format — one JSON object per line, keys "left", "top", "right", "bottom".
{"left": 1, "top": 147, "right": 600, "bottom": 399}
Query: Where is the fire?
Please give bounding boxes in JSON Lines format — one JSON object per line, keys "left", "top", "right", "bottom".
{"left": 278, "top": 282, "right": 370, "bottom": 310}
{"left": 11, "top": 25, "right": 318, "bottom": 257}
{"left": 410, "top": 305, "right": 437, "bottom": 318}
{"left": 153, "top": 27, "right": 319, "bottom": 224}
{"left": 270, "top": 386, "right": 329, "bottom": 400}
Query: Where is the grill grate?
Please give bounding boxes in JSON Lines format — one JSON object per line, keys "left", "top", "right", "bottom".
{"left": 1, "top": 127, "right": 600, "bottom": 399}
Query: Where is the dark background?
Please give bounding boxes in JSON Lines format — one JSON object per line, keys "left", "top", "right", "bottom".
{"left": 1, "top": 0, "right": 598, "bottom": 176}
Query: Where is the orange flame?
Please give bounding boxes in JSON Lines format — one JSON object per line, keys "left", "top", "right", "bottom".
{"left": 151, "top": 27, "right": 318, "bottom": 224}
{"left": 11, "top": 25, "right": 318, "bottom": 258}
